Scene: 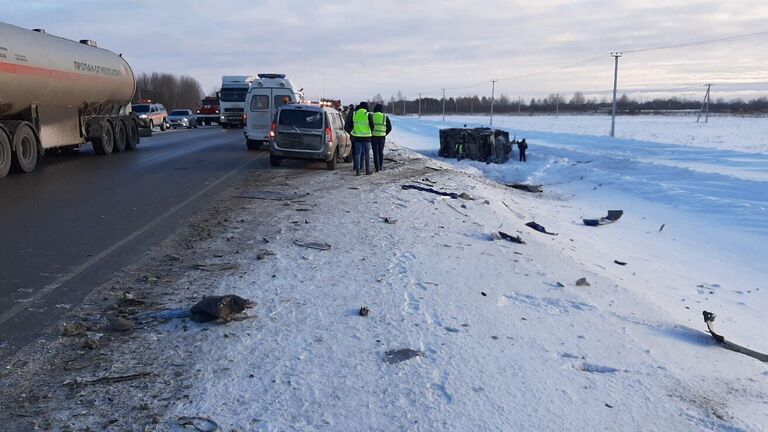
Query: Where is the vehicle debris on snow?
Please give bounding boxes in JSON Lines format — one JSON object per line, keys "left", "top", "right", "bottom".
{"left": 190, "top": 295, "right": 254, "bottom": 323}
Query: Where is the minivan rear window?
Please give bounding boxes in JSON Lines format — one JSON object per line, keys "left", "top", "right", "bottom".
{"left": 278, "top": 109, "right": 323, "bottom": 130}
{"left": 250, "top": 95, "right": 269, "bottom": 111}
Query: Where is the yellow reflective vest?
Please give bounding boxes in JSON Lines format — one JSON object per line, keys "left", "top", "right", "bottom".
{"left": 352, "top": 108, "right": 372, "bottom": 138}
{"left": 372, "top": 112, "right": 387, "bottom": 137}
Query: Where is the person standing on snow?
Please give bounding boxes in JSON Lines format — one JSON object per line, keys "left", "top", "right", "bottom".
{"left": 345, "top": 101, "right": 374, "bottom": 175}
{"left": 371, "top": 103, "right": 392, "bottom": 172}
{"left": 518, "top": 138, "right": 528, "bottom": 162}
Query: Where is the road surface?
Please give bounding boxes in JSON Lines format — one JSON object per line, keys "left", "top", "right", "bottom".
{"left": 0, "top": 127, "right": 262, "bottom": 359}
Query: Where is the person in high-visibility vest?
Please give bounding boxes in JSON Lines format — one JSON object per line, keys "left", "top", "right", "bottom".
{"left": 345, "top": 102, "right": 375, "bottom": 175}
{"left": 371, "top": 103, "right": 392, "bottom": 172}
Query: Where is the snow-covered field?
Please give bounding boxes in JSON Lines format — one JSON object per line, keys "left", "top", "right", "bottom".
{"left": 420, "top": 114, "right": 768, "bottom": 154}
{"left": 391, "top": 115, "right": 768, "bottom": 349}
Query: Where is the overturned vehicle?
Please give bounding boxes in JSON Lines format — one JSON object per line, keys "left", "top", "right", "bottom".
{"left": 438, "top": 127, "right": 515, "bottom": 163}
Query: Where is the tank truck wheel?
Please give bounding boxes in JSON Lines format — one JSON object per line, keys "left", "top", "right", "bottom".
{"left": 92, "top": 121, "right": 115, "bottom": 155}
{"left": 0, "top": 129, "right": 11, "bottom": 178}
{"left": 113, "top": 120, "right": 127, "bottom": 153}
{"left": 125, "top": 119, "right": 139, "bottom": 151}
{"left": 10, "top": 123, "right": 38, "bottom": 173}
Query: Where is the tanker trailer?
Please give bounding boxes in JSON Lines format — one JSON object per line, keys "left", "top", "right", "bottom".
{"left": 0, "top": 21, "right": 140, "bottom": 177}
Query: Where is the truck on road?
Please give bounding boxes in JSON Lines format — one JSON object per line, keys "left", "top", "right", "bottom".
{"left": 0, "top": 21, "right": 140, "bottom": 178}
{"left": 196, "top": 95, "right": 220, "bottom": 126}
{"left": 219, "top": 75, "right": 253, "bottom": 129}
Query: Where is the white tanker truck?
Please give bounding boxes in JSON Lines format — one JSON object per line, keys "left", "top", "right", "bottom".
{"left": 0, "top": 21, "right": 140, "bottom": 178}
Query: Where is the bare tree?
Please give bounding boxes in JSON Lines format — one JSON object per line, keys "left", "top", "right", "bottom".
{"left": 134, "top": 73, "right": 204, "bottom": 110}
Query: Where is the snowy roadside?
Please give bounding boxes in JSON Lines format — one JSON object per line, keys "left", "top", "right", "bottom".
{"left": 1, "top": 145, "right": 766, "bottom": 431}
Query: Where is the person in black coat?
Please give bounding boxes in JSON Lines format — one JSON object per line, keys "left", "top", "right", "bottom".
{"left": 370, "top": 103, "right": 392, "bottom": 172}
{"left": 518, "top": 138, "right": 528, "bottom": 162}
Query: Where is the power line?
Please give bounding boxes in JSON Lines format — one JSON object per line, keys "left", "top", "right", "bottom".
{"left": 622, "top": 30, "right": 768, "bottom": 54}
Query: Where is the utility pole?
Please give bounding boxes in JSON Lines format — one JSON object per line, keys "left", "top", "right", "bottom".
{"left": 697, "top": 84, "right": 712, "bottom": 123}
{"left": 403, "top": 98, "right": 406, "bottom": 116}
{"left": 518, "top": 97, "right": 522, "bottom": 114}
{"left": 610, "top": 52, "right": 622, "bottom": 137}
{"left": 490, "top": 79, "right": 497, "bottom": 126}
{"left": 418, "top": 93, "right": 422, "bottom": 119}
{"left": 441, "top": 88, "right": 446, "bottom": 121}
{"left": 470, "top": 98, "right": 473, "bottom": 114}
{"left": 555, "top": 93, "right": 560, "bottom": 118}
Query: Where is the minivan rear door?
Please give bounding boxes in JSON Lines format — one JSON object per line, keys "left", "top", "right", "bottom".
{"left": 276, "top": 108, "right": 324, "bottom": 151}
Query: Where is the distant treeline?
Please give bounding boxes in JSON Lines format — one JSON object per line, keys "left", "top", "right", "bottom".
{"left": 372, "top": 92, "right": 768, "bottom": 115}
{"left": 134, "top": 73, "right": 204, "bottom": 111}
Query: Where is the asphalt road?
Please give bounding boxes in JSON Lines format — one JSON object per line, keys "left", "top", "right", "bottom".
{"left": 0, "top": 126, "right": 263, "bottom": 359}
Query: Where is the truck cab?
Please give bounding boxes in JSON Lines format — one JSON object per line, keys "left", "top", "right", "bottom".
{"left": 219, "top": 75, "right": 253, "bottom": 129}
{"left": 196, "top": 96, "right": 220, "bottom": 126}
{"left": 244, "top": 73, "right": 302, "bottom": 150}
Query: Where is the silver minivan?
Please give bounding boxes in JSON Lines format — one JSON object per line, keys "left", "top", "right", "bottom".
{"left": 269, "top": 104, "right": 352, "bottom": 170}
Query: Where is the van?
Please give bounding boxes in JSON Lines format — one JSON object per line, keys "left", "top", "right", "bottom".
{"left": 244, "top": 73, "right": 302, "bottom": 150}
{"left": 269, "top": 103, "right": 352, "bottom": 170}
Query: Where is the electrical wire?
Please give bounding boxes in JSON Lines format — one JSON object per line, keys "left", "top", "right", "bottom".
{"left": 622, "top": 30, "right": 768, "bottom": 54}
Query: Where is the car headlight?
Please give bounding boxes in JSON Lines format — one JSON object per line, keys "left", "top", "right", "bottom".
{"left": 139, "top": 114, "right": 147, "bottom": 119}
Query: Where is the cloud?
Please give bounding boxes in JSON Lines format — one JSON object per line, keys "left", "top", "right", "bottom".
{"left": 2, "top": 0, "right": 766, "bottom": 102}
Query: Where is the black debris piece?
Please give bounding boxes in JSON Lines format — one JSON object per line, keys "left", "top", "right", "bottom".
{"left": 614, "top": 260, "right": 627, "bottom": 266}
{"left": 359, "top": 306, "right": 370, "bottom": 317}
{"left": 481, "top": 292, "right": 487, "bottom": 296}
{"left": 702, "top": 311, "right": 768, "bottom": 363}
{"left": 525, "top": 221, "right": 558, "bottom": 236}
{"left": 293, "top": 240, "right": 332, "bottom": 251}
{"left": 382, "top": 217, "right": 397, "bottom": 224}
{"left": 491, "top": 231, "right": 526, "bottom": 244}
{"left": 506, "top": 183, "right": 543, "bottom": 193}
{"left": 401, "top": 184, "right": 459, "bottom": 199}
{"left": 190, "top": 295, "right": 254, "bottom": 323}
{"left": 575, "top": 278, "right": 591, "bottom": 287}
{"left": 384, "top": 348, "right": 425, "bottom": 364}
{"left": 659, "top": 223, "right": 666, "bottom": 232}
{"left": 583, "top": 210, "right": 624, "bottom": 226}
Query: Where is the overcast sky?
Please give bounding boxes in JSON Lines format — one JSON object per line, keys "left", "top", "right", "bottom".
{"left": 3, "top": 0, "right": 767, "bottom": 102}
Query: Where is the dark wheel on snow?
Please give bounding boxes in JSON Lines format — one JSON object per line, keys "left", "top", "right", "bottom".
{"left": 0, "top": 129, "right": 11, "bottom": 177}
{"left": 11, "top": 123, "right": 38, "bottom": 173}
{"left": 113, "top": 119, "right": 127, "bottom": 152}
{"left": 125, "top": 119, "right": 139, "bottom": 150}
{"left": 160, "top": 119, "right": 168, "bottom": 131}
{"left": 149, "top": 120, "right": 154, "bottom": 131}
{"left": 269, "top": 154, "right": 282, "bottom": 167}
{"left": 92, "top": 121, "right": 115, "bottom": 155}
{"left": 246, "top": 139, "right": 261, "bottom": 151}
{"left": 326, "top": 147, "right": 338, "bottom": 170}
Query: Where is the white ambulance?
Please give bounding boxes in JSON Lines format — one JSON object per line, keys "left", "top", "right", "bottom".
{"left": 244, "top": 73, "right": 303, "bottom": 150}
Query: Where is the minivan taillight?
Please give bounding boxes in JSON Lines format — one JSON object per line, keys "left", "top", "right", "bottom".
{"left": 325, "top": 127, "right": 333, "bottom": 144}
{"left": 243, "top": 114, "right": 247, "bottom": 121}
{"left": 269, "top": 122, "right": 277, "bottom": 139}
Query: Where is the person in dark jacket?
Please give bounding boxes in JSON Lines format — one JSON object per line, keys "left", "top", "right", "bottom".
{"left": 370, "top": 103, "right": 392, "bottom": 172}
{"left": 518, "top": 138, "right": 528, "bottom": 162}
{"left": 344, "top": 105, "right": 356, "bottom": 170}
{"left": 345, "top": 101, "right": 375, "bottom": 175}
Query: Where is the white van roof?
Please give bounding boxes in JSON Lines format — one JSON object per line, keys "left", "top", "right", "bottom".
{"left": 251, "top": 73, "right": 296, "bottom": 91}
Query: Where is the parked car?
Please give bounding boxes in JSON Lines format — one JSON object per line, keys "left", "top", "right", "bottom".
{"left": 131, "top": 100, "right": 169, "bottom": 131}
{"left": 168, "top": 109, "right": 198, "bottom": 129}
{"left": 269, "top": 103, "right": 351, "bottom": 170}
